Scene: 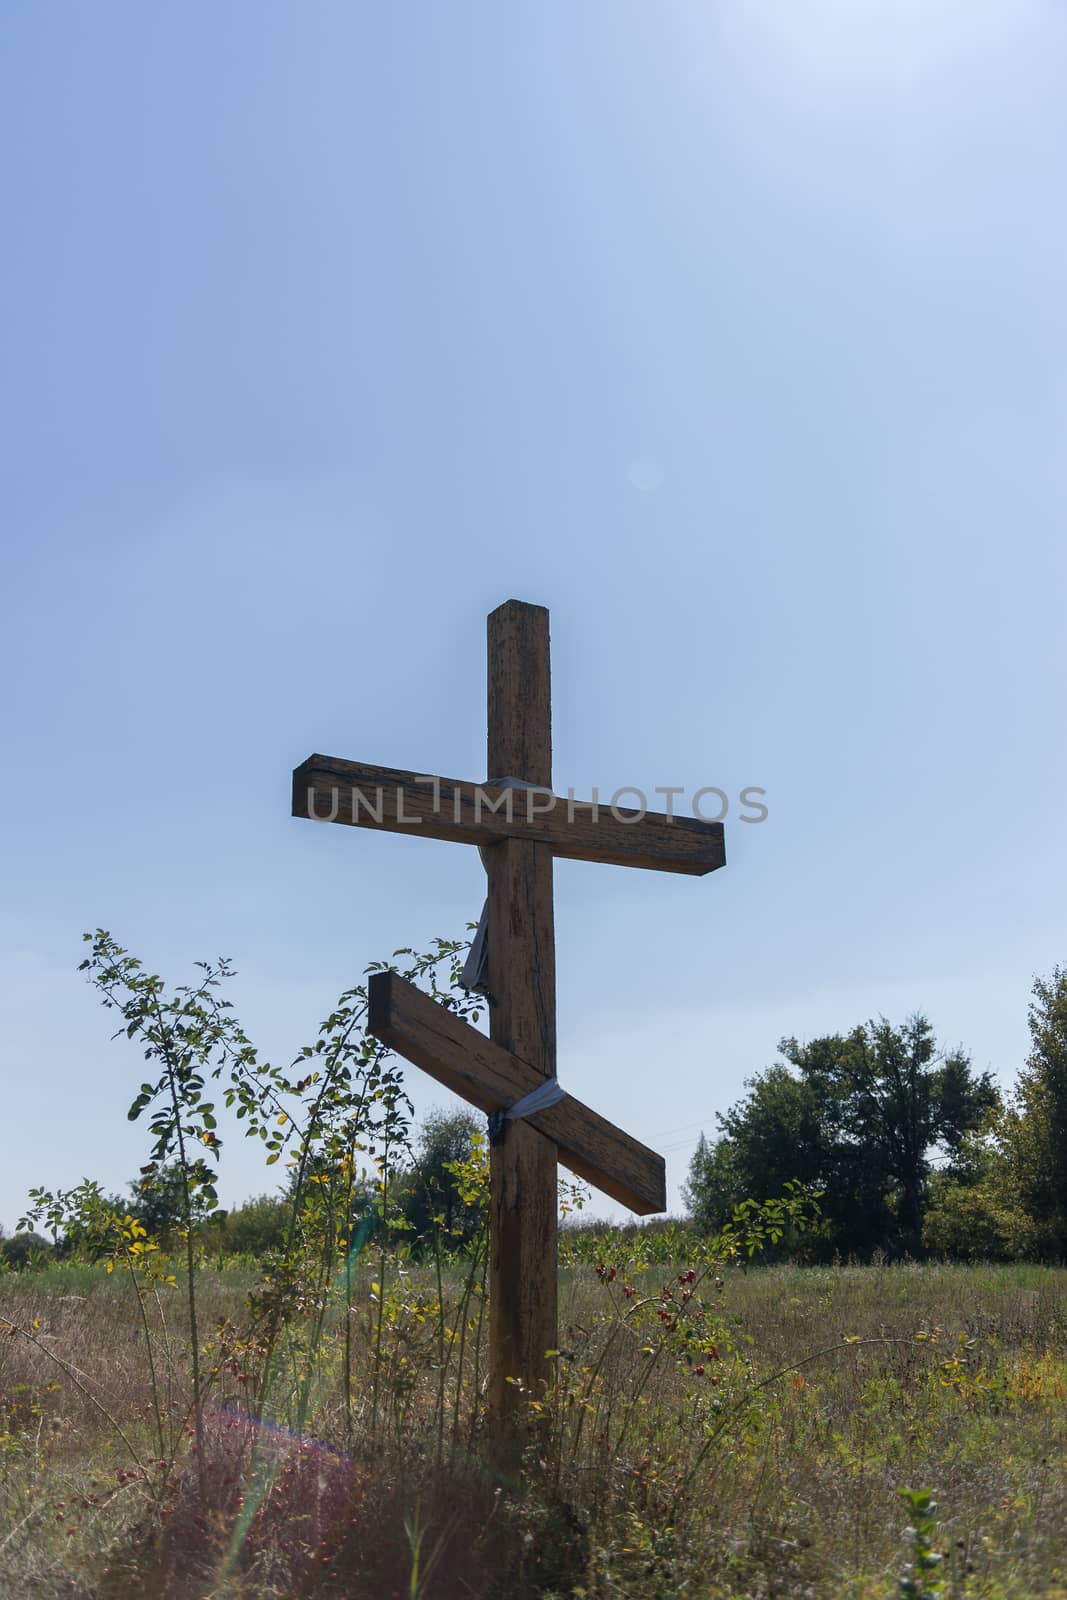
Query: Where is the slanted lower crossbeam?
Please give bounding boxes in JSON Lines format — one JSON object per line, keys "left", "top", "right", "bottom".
{"left": 368, "top": 970, "right": 665, "bottom": 1215}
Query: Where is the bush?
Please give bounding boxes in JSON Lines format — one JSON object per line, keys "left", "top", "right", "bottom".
{"left": 218, "top": 1193, "right": 290, "bottom": 1256}
{"left": 922, "top": 1177, "right": 1038, "bottom": 1261}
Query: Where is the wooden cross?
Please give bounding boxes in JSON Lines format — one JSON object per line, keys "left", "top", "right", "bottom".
{"left": 292, "top": 599, "right": 725, "bottom": 1446}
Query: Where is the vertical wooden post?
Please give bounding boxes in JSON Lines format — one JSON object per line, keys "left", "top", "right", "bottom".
{"left": 485, "top": 600, "right": 558, "bottom": 1453}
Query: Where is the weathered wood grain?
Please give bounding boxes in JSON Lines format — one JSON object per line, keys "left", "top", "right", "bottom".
{"left": 289, "top": 594, "right": 720, "bottom": 1467}
{"left": 367, "top": 970, "right": 665, "bottom": 1215}
{"left": 484, "top": 600, "right": 559, "bottom": 1434}
{"left": 292, "top": 756, "right": 725, "bottom": 876}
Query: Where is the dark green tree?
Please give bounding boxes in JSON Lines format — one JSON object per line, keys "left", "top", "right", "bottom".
{"left": 685, "top": 1015, "right": 998, "bottom": 1256}
{"left": 395, "top": 1108, "right": 485, "bottom": 1250}
{"left": 797, "top": 1016, "right": 998, "bottom": 1249}
{"left": 0, "top": 1230, "right": 53, "bottom": 1269}
{"left": 1008, "top": 966, "right": 1067, "bottom": 1255}
{"left": 680, "top": 1133, "right": 740, "bottom": 1226}
{"left": 127, "top": 1161, "right": 219, "bottom": 1242}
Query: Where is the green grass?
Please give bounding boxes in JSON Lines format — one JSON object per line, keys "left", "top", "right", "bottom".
{"left": 2, "top": 1258, "right": 1066, "bottom": 1598}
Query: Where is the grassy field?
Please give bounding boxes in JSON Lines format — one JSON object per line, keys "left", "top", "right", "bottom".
{"left": 2, "top": 1256, "right": 1066, "bottom": 1599}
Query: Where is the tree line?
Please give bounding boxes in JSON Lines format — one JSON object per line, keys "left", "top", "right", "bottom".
{"left": 6, "top": 940, "right": 1062, "bottom": 1267}
{"left": 3, "top": 1107, "right": 485, "bottom": 1269}
{"left": 683, "top": 966, "right": 1067, "bottom": 1261}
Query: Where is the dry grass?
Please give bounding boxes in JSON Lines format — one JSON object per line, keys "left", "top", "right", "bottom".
{"left": 2, "top": 1258, "right": 1066, "bottom": 1599}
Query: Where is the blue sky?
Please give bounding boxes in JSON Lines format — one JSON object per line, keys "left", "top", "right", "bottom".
{"left": 2, "top": 1, "right": 1065, "bottom": 1227}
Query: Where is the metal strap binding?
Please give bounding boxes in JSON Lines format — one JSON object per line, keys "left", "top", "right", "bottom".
{"left": 459, "top": 776, "right": 562, "bottom": 1143}
{"left": 459, "top": 776, "right": 541, "bottom": 995}
{"left": 487, "top": 1076, "right": 566, "bottom": 1145}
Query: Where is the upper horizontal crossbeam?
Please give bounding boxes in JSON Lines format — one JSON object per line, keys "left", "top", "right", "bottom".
{"left": 293, "top": 755, "right": 724, "bottom": 876}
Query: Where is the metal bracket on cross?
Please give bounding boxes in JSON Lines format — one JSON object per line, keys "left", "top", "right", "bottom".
{"left": 487, "top": 1073, "right": 567, "bottom": 1145}
{"left": 461, "top": 776, "right": 542, "bottom": 995}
